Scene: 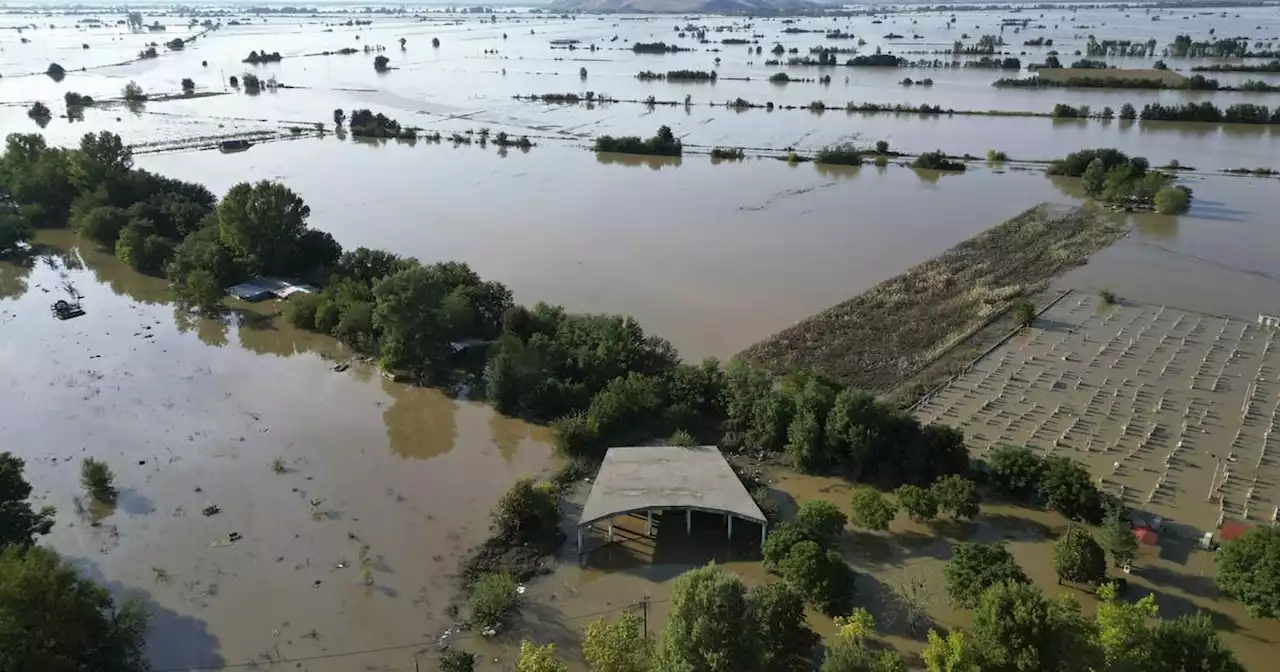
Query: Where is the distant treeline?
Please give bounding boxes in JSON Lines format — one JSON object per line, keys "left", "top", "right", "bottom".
{"left": 1192, "top": 59, "right": 1280, "bottom": 73}
{"left": 632, "top": 42, "right": 691, "bottom": 54}
{"left": 994, "top": 74, "right": 1278, "bottom": 92}
{"left": 243, "top": 50, "right": 282, "bottom": 64}
{"left": 1139, "top": 101, "right": 1280, "bottom": 124}
{"left": 636, "top": 70, "right": 717, "bottom": 81}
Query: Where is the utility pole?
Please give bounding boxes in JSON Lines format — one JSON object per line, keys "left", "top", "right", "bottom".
{"left": 641, "top": 596, "right": 649, "bottom": 639}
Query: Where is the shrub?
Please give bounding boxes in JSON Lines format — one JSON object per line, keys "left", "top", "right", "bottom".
{"left": 1099, "top": 289, "right": 1118, "bottom": 304}
{"left": 593, "top": 125, "right": 681, "bottom": 157}
{"left": 374, "top": 55, "right": 390, "bottom": 71}
{"left": 1012, "top": 299, "right": 1035, "bottom": 327}
{"left": 181, "top": 77, "right": 195, "bottom": 92}
{"left": 768, "top": 72, "right": 791, "bottom": 83}
{"left": 710, "top": 147, "right": 745, "bottom": 160}
{"left": 80, "top": 458, "right": 116, "bottom": 501}
{"left": 1053, "top": 525, "right": 1106, "bottom": 585}
{"left": 849, "top": 488, "right": 896, "bottom": 531}
{"left": 987, "top": 149, "right": 1009, "bottom": 162}
{"left": 913, "top": 150, "right": 966, "bottom": 171}
{"left": 777, "top": 540, "right": 855, "bottom": 615}
{"left": 47, "top": 62, "right": 66, "bottom": 78}
{"left": 814, "top": 143, "right": 862, "bottom": 166}
{"left": 26, "top": 102, "right": 51, "bottom": 120}
{"left": 468, "top": 572, "right": 518, "bottom": 627}
{"left": 490, "top": 477, "right": 557, "bottom": 542}
{"left": 122, "top": 81, "right": 146, "bottom": 101}
{"left": 895, "top": 484, "right": 938, "bottom": 522}
{"left": 439, "top": 648, "right": 476, "bottom": 672}
{"left": 1154, "top": 186, "right": 1190, "bottom": 214}
{"left": 875, "top": 140, "right": 889, "bottom": 154}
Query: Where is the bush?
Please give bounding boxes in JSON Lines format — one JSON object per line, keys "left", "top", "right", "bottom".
{"left": 439, "top": 648, "right": 476, "bottom": 672}
{"left": 1099, "top": 289, "right": 1118, "bottom": 304}
{"left": 710, "top": 147, "right": 745, "bottom": 160}
{"left": 987, "top": 149, "right": 1009, "bottom": 162}
{"left": 469, "top": 572, "right": 518, "bottom": 627}
{"left": 64, "top": 91, "right": 94, "bottom": 107}
{"left": 181, "top": 77, "right": 195, "bottom": 92}
{"left": 284, "top": 293, "right": 324, "bottom": 329}
{"left": 122, "top": 81, "right": 146, "bottom": 101}
{"left": 1154, "top": 186, "right": 1190, "bottom": 214}
{"left": 768, "top": 72, "right": 791, "bottom": 83}
{"left": 814, "top": 143, "right": 863, "bottom": 166}
{"left": 932, "top": 474, "right": 981, "bottom": 519}
{"left": 593, "top": 125, "right": 681, "bottom": 157}
{"left": 986, "top": 444, "right": 1045, "bottom": 497}
{"left": 913, "top": 150, "right": 966, "bottom": 172}
{"left": 849, "top": 488, "right": 896, "bottom": 531}
{"left": 80, "top": 458, "right": 116, "bottom": 501}
{"left": 374, "top": 55, "right": 390, "bottom": 71}
{"left": 1012, "top": 299, "right": 1035, "bottom": 327}
{"left": 875, "top": 140, "right": 889, "bottom": 154}
{"left": 895, "top": 484, "right": 938, "bottom": 522}
{"left": 1215, "top": 526, "right": 1280, "bottom": 618}
{"left": 490, "top": 477, "right": 557, "bottom": 542}
{"left": 47, "top": 62, "right": 66, "bottom": 78}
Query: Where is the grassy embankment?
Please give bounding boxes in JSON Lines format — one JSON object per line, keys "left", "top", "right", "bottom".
{"left": 739, "top": 204, "right": 1124, "bottom": 394}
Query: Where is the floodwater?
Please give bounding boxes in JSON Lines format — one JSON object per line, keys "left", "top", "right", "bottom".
{"left": 4, "top": 4, "right": 1280, "bottom": 670}
{"left": 0, "top": 231, "right": 554, "bottom": 672}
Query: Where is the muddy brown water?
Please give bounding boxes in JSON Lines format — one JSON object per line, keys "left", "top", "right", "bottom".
{"left": 4, "top": 5, "right": 1280, "bottom": 670}
{"left": 1, "top": 231, "right": 554, "bottom": 671}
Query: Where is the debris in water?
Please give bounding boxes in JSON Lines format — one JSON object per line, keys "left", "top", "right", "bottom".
{"left": 202, "top": 505, "right": 221, "bottom": 516}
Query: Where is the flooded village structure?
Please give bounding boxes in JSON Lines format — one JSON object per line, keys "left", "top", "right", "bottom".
{"left": 3, "top": 1, "right": 1280, "bottom": 671}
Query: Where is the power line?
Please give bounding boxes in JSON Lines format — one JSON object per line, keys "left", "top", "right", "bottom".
{"left": 151, "top": 598, "right": 669, "bottom": 671}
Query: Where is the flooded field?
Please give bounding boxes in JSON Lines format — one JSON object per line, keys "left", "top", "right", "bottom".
{"left": 4, "top": 2, "right": 1280, "bottom": 670}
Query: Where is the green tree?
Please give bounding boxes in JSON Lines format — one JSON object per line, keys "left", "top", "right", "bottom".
{"left": 922, "top": 628, "right": 979, "bottom": 672}
{"left": 776, "top": 540, "right": 855, "bottom": 615}
{"left": 515, "top": 641, "right": 569, "bottom": 672}
{"left": 931, "top": 475, "right": 980, "bottom": 520}
{"left": 0, "top": 452, "right": 55, "bottom": 548}
{"left": 1119, "top": 103, "right": 1137, "bottom": 120}
{"left": 944, "top": 543, "right": 1029, "bottom": 608}
{"left": 69, "top": 131, "right": 133, "bottom": 194}
{"left": 174, "top": 268, "right": 224, "bottom": 313}
{"left": 985, "top": 445, "right": 1044, "bottom": 497}
{"left": 748, "top": 581, "right": 818, "bottom": 672}
{"left": 216, "top": 180, "right": 311, "bottom": 276}
{"left": 1146, "top": 613, "right": 1245, "bottom": 672}
{"left": 972, "top": 581, "right": 1100, "bottom": 672}
{"left": 1094, "top": 582, "right": 1156, "bottom": 669}
{"left": 791, "top": 499, "right": 847, "bottom": 546}
{"left": 1039, "top": 457, "right": 1103, "bottom": 523}
{"left": 1081, "top": 158, "right": 1108, "bottom": 196}
{"left": 490, "top": 477, "right": 557, "bottom": 543}
{"left": 583, "top": 610, "right": 651, "bottom": 672}
{"left": 1053, "top": 525, "right": 1106, "bottom": 585}
{"left": 71, "top": 206, "right": 129, "bottom": 247}
{"left": 1154, "top": 186, "right": 1190, "bottom": 214}
{"left": 114, "top": 219, "right": 173, "bottom": 275}
{"left": 1098, "top": 506, "right": 1138, "bottom": 568}
{"left": 658, "top": 563, "right": 761, "bottom": 672}
{"left": 1215, "top": 526, "right": 1280, "bottom": 618}
{"left": 821, "top": 609, "right": 904, "bottom": 672}
{"left": 1011, "top": 300, "right": 1035, "bottom": 328}
{"left": 895, "top": 484, "right": 938, "bottom": 522}
{"left": 849, "top": 488, "right": 896, "bottom": 531}
{"left": 0, "top": 545, "right": 149, "bottom": 672}
{"left": 80, "top": 458, "right": 115, "bottom": 502}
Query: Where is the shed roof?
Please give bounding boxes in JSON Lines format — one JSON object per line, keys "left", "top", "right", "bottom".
{"left": 1219, "top": 520, "right": 1251, "bottom": 541}
{"left": 1133, "top": 527, "right": 1159, "bottom": 546}
{"left": 578, "top": 446, "right": 766, "bottom": 528}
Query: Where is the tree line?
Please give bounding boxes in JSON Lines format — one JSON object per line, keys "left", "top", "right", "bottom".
{"left": 593, "top": 125, "right": 682, "bottom": 157}
{"left": 1047, "top": 148, "right": 1192, "bottom": 214}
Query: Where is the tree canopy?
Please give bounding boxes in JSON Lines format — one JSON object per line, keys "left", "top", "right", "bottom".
{"left": 971, "top": 581, "right": 1099, "bottom": 672}
{"left": 1215, "top": 526, "right": 1280, "bottom": 618}
{"left": 0, "top": 545, "right": 149, "bottom": 672}
{"left": 1052, "top": 525, "right": 1107, "bottom": 585}
{"left": 658, "top": 563, "right": 761, "bottom": 672}
{"left": 849, "top": 488, "right": 896, "bottom": 531}
{"left": 944, "top": 543, "right": 1029, "bottom": 608}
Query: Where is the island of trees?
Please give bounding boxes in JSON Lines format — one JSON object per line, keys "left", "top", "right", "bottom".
{"left": 243, "top": 50, "right": 283, "bottom": 64}
{"left": 593, "top": 125, "right": 682, "bottom": 157}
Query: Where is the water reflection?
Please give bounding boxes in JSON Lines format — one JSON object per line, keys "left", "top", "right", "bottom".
{"left": 380, "top": 378, "right": 459, "bottom": 459}
{"left": 595, "top": 153, "right": 682, "bottom": 170}
{"left": 0, "top": 254, "right": 35, "bottom": 300}
{"left": 814, "top": 163, "right": 862, "bottom": 180}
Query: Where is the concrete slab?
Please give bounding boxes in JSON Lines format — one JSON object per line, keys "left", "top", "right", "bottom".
{"left": 579, "top": 445, "right": 766, "bottom": 527}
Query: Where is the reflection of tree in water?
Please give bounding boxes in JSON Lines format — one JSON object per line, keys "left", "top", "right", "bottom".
{"left": 910, "top": 167, "right": 965, "bottom": 184}
{"left": 233, "top": 309, "right": 331, "bottom": 358}
{"left": 595, "top": 153, "right": 683, "bottom": 171}
{"left": 61, "top": 234, "right": 170, "bottom": 305}
{"left": 173, "top": 306, "right": 230, "bottom": 348}
{"left": 381, "top": 378, "right": 458, "bottom": 459}
{"left": 0, "top": 255, "right": 35, "bottom": 300}
{"left": 489, "top": 410, "right": 529, "bottom": 463}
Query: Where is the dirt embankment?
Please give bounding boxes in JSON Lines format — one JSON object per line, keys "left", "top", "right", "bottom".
{"left": 738, "top": 203, "right": 1124, "bottom": 392}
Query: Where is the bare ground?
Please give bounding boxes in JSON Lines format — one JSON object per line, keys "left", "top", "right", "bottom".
{"left": 738, "top": 203, "right": 1124, "bottom": 391}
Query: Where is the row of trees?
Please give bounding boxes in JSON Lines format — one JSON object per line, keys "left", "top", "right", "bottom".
{"left": 502, "top": 557, "right": 1245, "bottom": 672}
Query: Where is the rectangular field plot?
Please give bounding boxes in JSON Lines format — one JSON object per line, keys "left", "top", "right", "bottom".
{"left": 917, "top": 293, "right": 1280, "bottom": 530}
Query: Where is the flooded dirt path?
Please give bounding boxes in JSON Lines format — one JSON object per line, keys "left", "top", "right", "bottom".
{"left": 0, "top": 232, "right": 554, "bottom": 671}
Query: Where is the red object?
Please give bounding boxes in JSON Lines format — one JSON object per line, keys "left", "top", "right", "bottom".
{"left": 1219, "top": 520, "right": 1250, "bottom": 542}
{"left": 1133, "top": 527, "right": 1159, "bottom": 546}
